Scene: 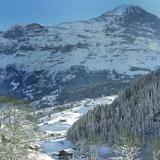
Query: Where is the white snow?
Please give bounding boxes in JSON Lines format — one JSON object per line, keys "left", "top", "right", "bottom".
{"left": 0, "top": 12, "right": 159, "bottom": 78}
{"left": 28, "top": 152, "right": 53, "bottom": 160}
{"left": 10, "top": 81, "right": 19, "bottom": 90}
{"left": 35, "top": 95, "right": 117, "bottom": 159}
{"left": 40, "top": 138, "right": 74, "bottom": 154}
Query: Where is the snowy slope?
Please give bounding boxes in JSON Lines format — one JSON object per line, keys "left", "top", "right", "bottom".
{"left": 35, "top": 95, "right": 116, "bottom": 160}
{"left": 0, "top": 5, "right": 160, "bottom": 102}
{"left": 28, "top": 152, "right": 53, "bottom": 160}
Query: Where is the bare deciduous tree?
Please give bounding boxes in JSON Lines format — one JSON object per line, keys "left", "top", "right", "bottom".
{"left": 114, "top": 129, "right": 141, "bottom": 160}
{"left": 0, "top": 104, "right": 35, "bottom": 160}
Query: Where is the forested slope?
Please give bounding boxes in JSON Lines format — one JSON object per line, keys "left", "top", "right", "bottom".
{"left": 68, "top": 69, "right": 160, "bottom": 145}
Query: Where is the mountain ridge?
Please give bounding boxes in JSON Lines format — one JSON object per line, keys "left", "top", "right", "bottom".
{"left": 3, "top": 5, "right": 159, "bottom": 31}
{"left": 0, "top": 5, "right": 160, "bottom": 104}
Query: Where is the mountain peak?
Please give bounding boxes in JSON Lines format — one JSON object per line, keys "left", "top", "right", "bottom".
{"left": 114, "top": 5, "right": 145, "bottom": 15}
{"left": 96, "top": 5, "right": 160, "bottom": 25}
{"left": 114, "top": 5, "right": 142, "bottom": 11}
{"left": 100, "top": 5, "right": 146, "bottom": 17}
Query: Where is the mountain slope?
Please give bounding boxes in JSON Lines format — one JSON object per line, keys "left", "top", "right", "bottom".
{"left": 67, "top": 69, "right": 160, "bottom": 144}
{"left": 0, "top": 5, "right": 160, "bottom": 103}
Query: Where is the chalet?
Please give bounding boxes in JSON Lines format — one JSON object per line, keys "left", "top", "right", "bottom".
{"left": 52, "top": 150, "right": 73, "bottom": 159}
{"left": 29, "top": 144, "right": 40, "bottom": 151}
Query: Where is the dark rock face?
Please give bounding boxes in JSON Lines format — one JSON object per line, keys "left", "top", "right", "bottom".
{"left": 0, "top": 64, "right": 131, "bottom": 103}
{"left": 26, "top": 23, "right": 45, "bottom": 31}
{"left": 0, "top": 65, "right": 25, "bottom": 97}
{"left": 3, "top": 23, "right": 47, "bottom": 40}
{"left": 3, "top": 25, "right": 26, "bottom": 39}
{"left": 0, "top": 65, "right": 55, "bottom": 100}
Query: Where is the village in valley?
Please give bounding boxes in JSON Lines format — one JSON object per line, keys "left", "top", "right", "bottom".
{"left": 28, "top": 96, "right": 117, "bottom": 160}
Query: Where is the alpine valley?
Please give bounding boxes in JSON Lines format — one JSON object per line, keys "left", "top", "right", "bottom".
{"left": 2, "top": 4, "right": 160, "bottom": 160}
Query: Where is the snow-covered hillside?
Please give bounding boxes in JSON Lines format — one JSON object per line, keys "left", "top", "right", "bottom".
{"left": 34, "top": 96, "right": 116, "bottom": 160}
{"left": 0, "top": 5, "right": 160, "bottom": 102}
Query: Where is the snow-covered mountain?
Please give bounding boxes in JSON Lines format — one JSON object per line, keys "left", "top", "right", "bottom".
{"left": 0, "top": 5, "right": 160, "bottom": 103}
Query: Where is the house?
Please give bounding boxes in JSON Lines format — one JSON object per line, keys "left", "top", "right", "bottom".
{"left": 29, "top": 144, "right": 40, "bottom": 151}
{"left": 52, "top": 150, "right": 73, "bottom": 159}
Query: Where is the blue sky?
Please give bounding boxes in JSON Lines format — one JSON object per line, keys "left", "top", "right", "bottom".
{"left": 0, "top": 0, "right": 160, "bottom": 30}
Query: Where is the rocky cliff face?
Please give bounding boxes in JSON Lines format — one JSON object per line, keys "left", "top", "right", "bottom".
{"left": 0, "top": 5, "right": 160, "bottom": 104}
{"left": 67, "top": 69, "right": 160, "bottom": 145}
